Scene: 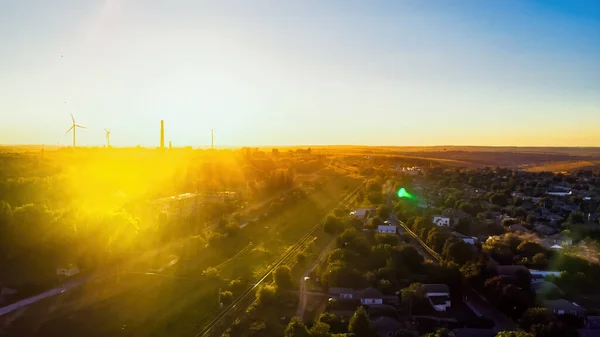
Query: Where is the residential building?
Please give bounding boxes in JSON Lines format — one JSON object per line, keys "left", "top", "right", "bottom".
{"left": 534, "top": 224, "right": 557, "bottom": 236}
{"left": 148, "top": 192, "right": 201, "bottom": 222}
{"left": 496, "top": 265, "right": 531, "bottom": 282}
{"left": 377, "top": 225, "right": 397, "bottom": 234}
{"left": 350, "top": 208, "right": 376, "bottom": 220}
{"left": 355, "top": 287, "right": 384, "bottom": 305}
{"left": 56, "top": 265, "right": 79, "bottom": 277}
{"left": 432, "top": 216, "right": 451, "bottom": 227}
{"left": 508, "top": 224, "right": 531, "bottom": 233}
{"left": 423, "top": 284, "right": 451, "bottom": 312}
{"left": 529, "top": 269, "right": 562, "bottom": 283}
{"left": 541, "top": 233, "right": 573, "bottom": 249}
{"left": 543, "top": 299, "right": 586, "bottom": 317}
{"left": 328, "top": 287, "right": 354, "bottom": 300}
{"left": 452, "top": 232, "right": 476, "bottom": 245}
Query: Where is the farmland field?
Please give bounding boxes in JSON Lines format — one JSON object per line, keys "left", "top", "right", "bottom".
{"left": 0, "top": 172, "right": 360, "bottom": 337}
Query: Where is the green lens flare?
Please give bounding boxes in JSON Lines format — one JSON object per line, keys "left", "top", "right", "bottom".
{"left": 397, "top": 187, "right": 413, "bottom": 199}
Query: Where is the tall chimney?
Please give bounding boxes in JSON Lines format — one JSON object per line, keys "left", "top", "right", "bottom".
{"left": 160, "top": 120, "right": 165, "bottom": 149}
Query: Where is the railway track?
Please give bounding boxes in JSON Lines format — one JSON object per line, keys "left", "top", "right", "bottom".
{"left": 194, "top": 181, "right": 364, "bottom": 337}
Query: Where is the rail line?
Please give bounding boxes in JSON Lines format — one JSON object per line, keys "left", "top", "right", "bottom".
{"left": 194, "top": 181, "right": 364, "bottom": 337}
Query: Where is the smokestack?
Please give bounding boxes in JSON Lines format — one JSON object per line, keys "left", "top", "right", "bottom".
{"left": 160, "top": 120, "right": 165, "bottom": 149}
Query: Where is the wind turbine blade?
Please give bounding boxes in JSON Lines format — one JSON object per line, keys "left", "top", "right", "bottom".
{"left": 71, "top": 114, "right": 75, "bottom": 123}
{"left": 66, "top": 125, "right": 74, "bottom": 134}
{"left": 104, "top": 128, "right": 108, "bottom": 133}
{"left": 76, "top": 125, "right": 86, "bottom": 128}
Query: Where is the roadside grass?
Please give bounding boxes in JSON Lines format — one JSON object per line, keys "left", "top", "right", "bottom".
{"left": 11, "top": 174, "right": 359, "bottom": 337}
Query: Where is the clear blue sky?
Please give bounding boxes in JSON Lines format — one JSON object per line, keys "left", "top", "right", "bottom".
{"left": 1, "top": 0, "right": 599, "bottom": 147}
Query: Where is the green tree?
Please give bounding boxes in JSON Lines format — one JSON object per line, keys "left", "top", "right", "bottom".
{"left": 308, "top": 321, "right": 331, "bottom": 337}
{"left": 256, "top": 284, "right": 278, "bottom": 307}
{"left": 324, "top": 215, "right": 344, "bottom": 235}
{"left": 423, "top": 328, "right": 451, "bottom": 337}
{"left": 495, "top": 331, "right": 534, "bottom": 337}
{"left": 274, "top": 265, "right": 293, "bottom": 290}
{"left": 519, "top": 307, "right": 553, "bottom": 331}
{"left": 348, "top": 306, "right": 375, "bottom": 337}
{"left": 317, "top": 313, "right": 345, "bottom": 334}
{"left": 395, "top": 329, "right": 415, "bottom": 337}
{"left": 220, "top": 290, "right": 233, "bottom": 305}
{"left": 284, "top": 317, "right": 310, "bottom": 337}
{"left": 442, "top": 240, "right": 474, "bottom": 265}
{"left": 401, "top": 282, "right": 426, "bottom": 315}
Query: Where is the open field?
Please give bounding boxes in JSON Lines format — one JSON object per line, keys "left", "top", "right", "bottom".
{"left": 521, "top": 160, "right": 600, "bottom": 173}
{"left": 0, "top": 173, "right": 360, "bottom": 337}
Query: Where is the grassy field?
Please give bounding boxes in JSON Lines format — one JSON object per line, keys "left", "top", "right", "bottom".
{"left": 1, "top": 173, "right": 360, "bottom": 337}
{"left": 522, "top": 160, "right": 600, "bottom": 172}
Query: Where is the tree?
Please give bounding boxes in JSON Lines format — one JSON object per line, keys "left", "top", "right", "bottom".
{"left": 274, "top": 265, "right": 293, "bottom": 290}
{"left": 284, "top": 317, "right": 310, "bottom": 337}
{"left": 490, "top": 193, "right": 508, "bottom": 207}
{"left": 229, "top": 278, "right": 246, "bottom": 295}
{"left": 517, "top": 241, "right": 546, "bottom": 259}
{"left": 401, "top": 282, "right": 426, "bottom": 315}
{"left": 495, "top": 331, "right": 534, "bottom": 337}
{"left": 376, "top": 205, "right": 391, "bottom": 219}
{"left": 256, "top": 284, "right": 278, "bottom": 307}
{"left": 375, "top": 233, "right": 399, "bottom": 246}
{"left": 395, "top": 329, "right": 415, "bottom": 337}
{"left": 442, "top": 240, "right": 474, "bottom": 265}
{"left": 317, "top": 313, "right": 345, "bottom": 334}
{"left": 324, "top": 215, "right": 344, "bottom": 235}
{"left": 348, "top": 306, "right": 375, "bottom": 337}
{"left": 220, "top": 290, "right": 233, "bottom": 305}
{"left": 308, "top": 321, "right": 331, "bottom": 337}
{"left": 423, "top": 328, "right": 451, "bottom": 337}
{"left": 519, "top": 307, "right": 553, "bottom": 331}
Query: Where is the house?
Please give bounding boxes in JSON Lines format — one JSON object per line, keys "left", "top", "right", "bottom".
{"left": 496, "top": 265, "right": 531, "bottom": 282}
{"left": 534, "top": 224, "right": 557, "bottom": 236}
{"left": 350, "top": 208, "right": 376, "bottom": 220}
{"left": 377, "top": 225, "right": 397, "bottom": 234}
{"left": 56, "top": 265, "right": 79, "bottom": 277}
{"left": 508, "top": 224, "right": 531, "bottom": 233}
{"left": 529, "top": 269, "right": 562, "bottom": 283}
{"left": 355, "top": 287, "right": 384, "bottom": 305}
{"left": 370, "top": 316, "right": 406, "bottom": 337}
{"left": 547, "top": 191, "right": 572, "bottom": 197}
{"left": 423, "top": 284, "right": 451, "bottom": 312}
{"left": 541, "top": 233, "right": 573, "bottom": 249}
{"left": 532, "top": 281, "right": 563, "bottom": 298}
{"left": 452, "top": 232, "right": 476, "bottom": 245}
{"left": 543, "top": 299, "right": 586, "bottom": 317}
{"left": 432, "top": 216, "right": 451, "bottom": 227}
{"left": 329, "top": 287, "right": 354, "bottom": 300}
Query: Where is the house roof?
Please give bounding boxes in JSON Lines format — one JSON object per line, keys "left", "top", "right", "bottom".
{"left": 423, "top": 284, "right": 450, "bottom": 294}
{"left": 356, "top": 287, "right": 383, "bottom": 299}
{"left": 496, "top": 265, "right": 531, "bottom": 276}
{"left": 452, "top": 231, "right": 472, "bottom": 239}
{"left": 547, "top": 233, "right": 572, "bottom": 241}
{"left": 329, "top": 287, "right": 354, "bottom": 295}
{"left": 532, "top": 281, "right": 562, "bottom": 296}
{"left": 534, "top": 224, "right": 556, "bottom": 235}
{"left": 509, "top": 224, "right": 531, "bottom": 233}
{"left": 429, "top": 295, "right": 450, "bottom": 305}
{"left": 543, "top": 299, "right": 584, "bottom": 312}
{"left": 370, "top": 316, "right": 405, "bottom": 333}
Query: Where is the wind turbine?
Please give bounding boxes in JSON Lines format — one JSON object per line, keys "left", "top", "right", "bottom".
{"left": 65, "top": 114, "right": 86, "bottom": 148}
{"left": 104, "top": 128, "right": 111, "bottom": 148}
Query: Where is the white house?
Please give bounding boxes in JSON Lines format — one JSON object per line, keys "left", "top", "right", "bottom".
{"left": 547, "top": 191, "right": 572, "bottom": 197}
{"left": 433, "top": 216, "right": 451, "bottom": 227}
{"left": 355, "top": 287, "right": 384, "bottom": 305}
{"left": 376, "top": 225, "right": 397, "bottom": 234}
{"left": 57, "top": 265, "right": 79, "bottom": 277}
{"left": 424, "top": 284, "right": 451, "bottom": 312}
{"left": 350, "top": 208, "right": 376, "bottom": 220}
{"left": 541, "top": 233, "right": 573, "bottom": 249}
{"left": 452, "top": 232, "right": 476, "bottom": 245}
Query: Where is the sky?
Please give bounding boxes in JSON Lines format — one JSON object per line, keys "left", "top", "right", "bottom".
{"left": 0, "top": 0, "right": 599, "bottom": 147}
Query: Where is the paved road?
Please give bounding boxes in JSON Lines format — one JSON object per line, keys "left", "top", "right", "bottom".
{"left": 296, "top": 238, "right": 336, "bottom": 320}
